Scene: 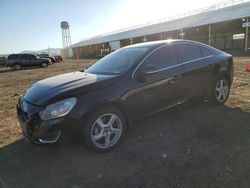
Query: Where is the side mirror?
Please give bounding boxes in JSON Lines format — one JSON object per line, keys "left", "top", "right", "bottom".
{"left": 138, "top": 64, "right": 158, "bottom": 76}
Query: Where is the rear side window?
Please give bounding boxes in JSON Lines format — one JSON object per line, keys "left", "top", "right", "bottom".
{"left": 8, "top": 54, "right": 18, "bottom": 60}
{"left": 143, "top": 46, "right": 178, "bottom": 69}
{"left": 200, "top": 46, "right": 213, "bottom": 57}
{"left": 177, "top": 44, "right": 202, "bottom": 63}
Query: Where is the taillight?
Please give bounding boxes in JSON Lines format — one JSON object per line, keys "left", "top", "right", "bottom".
{"left": 229, "top": 57, "right": 234, "bottom": 65}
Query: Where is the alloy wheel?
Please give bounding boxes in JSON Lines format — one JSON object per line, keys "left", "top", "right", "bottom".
{"left": 215, "top": 79, "right": 229, "bottom": 103}
{"left": 41, "top": 62, "right": 48, "bottom": 68}
{"left": 91, "top": 113, "right": 122, "bottom": 149}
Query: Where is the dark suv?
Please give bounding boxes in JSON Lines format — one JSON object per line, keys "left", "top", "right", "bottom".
{"left": 17, "top": 40, "right": 234, "bottom": 152}
{"left": 7, "top": 54, "right": 51, "bottom": 70}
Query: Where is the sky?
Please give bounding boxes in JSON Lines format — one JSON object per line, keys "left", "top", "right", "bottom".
{"left": 0, "top": 0, "right": 227, "bottom": 54}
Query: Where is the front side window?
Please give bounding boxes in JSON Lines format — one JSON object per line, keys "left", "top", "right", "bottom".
{"left": 29, "top": 55, "right": 36, "bottom": 60}
{"left": 177, "top": 44, "right": 202, "bottom": 63}
{"left": 86, "top": 47, "right": 148, "bottom": 75}
{"left": 142, "top": 45, "right": 178, "bottom": 69}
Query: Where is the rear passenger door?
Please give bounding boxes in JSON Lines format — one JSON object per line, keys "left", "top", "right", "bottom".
{"left": 175, "top": 43, "right": 213, "bottom": 99}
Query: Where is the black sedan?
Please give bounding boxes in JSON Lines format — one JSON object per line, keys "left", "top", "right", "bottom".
{"left": 17, "top": 40, "right": 234, "bottom": 152}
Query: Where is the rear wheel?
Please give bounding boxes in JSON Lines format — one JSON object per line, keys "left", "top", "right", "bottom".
{"left": 83, "top": 107, "right": 126, "bottom": 152}
{"left": 209, "top": 76, "right": 230, "bottom": 104}
{"left": 41, "top": 62, "right": 48, "bottom": 68}
{"left": 14, "top": 64, "right": 22, "bottom": 70}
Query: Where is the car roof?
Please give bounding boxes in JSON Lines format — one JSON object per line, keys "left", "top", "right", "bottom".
{"left": 124, "top": 39, "right": 222, "bottom": 54}
{"left": 8, "top": 53, "right": 37, "bottom": 57}
{"left": 124, "top": 39, "right": 209, "bottom": 49}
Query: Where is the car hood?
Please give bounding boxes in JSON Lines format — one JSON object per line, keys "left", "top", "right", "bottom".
{"left": 23, "top": 71, "right": 115, "bottom": 106}
{"left": 39, "top": 57, "right": 51, "bottom": 61}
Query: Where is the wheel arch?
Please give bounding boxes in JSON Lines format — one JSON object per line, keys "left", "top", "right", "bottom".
{"left": 13, "top": 62, "right": 22, "bottom": 69}
{"left": 81, "top": 101, "right": 133, "bottom": 129}
{"left": 216, "top": 71, "right": 232, "bottom": 86}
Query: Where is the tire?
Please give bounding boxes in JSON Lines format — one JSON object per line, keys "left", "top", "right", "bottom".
{"left": 83, "top": 107, "right": 126, "bottom": 152}
{"left": 41, "top": 62, "right": 48, "bottom": 68}
{"left": 209, "top": 76, "right": 230, "bottom": 105}
{"left": 14, "top": 64, "right": 22, "bottom": 70}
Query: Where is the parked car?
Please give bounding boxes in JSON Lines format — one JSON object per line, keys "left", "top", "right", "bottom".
{"left": 39, "top": 53, "right": 56, "bottom": 63}
{"left": 54, "top": 55, "right": 63, "bottom": 63}
{"left": 7, "top": 54, "right": 51, "bottom": 70}
{"left": 0, "top": 56, "right": 7, "bottom": 66}
{"left": 17, "top": 40, "right": 233, "bottom": 152}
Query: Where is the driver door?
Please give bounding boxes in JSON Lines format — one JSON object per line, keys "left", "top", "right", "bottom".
{"left": 28, "top": 54, "right": 38, "bottom": 66}
{"left": 124, "top": 45, "right": 183, "bottom": 117}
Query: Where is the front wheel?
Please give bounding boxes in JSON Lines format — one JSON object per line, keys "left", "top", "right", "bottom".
{"left": 41, "top": 62, "right": 48, "bottom": 68}
{"left": 83, "top": 107, "right": 126, "bottom": 152}
{"left": 209, "top": 76, "right": 230, "bottom": 105}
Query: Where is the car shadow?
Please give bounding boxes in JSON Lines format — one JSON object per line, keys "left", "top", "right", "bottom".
{"left": 0, "top": 102, "right": 250, "bottom": 188}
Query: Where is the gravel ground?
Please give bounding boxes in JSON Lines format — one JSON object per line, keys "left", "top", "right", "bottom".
{"left": 0, "top": 58, "right": 249, "bottom": 188}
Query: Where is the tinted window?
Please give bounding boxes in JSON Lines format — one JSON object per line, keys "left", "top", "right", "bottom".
{"left": 200, "top": 46, "right": 212, "bottom": 57}
{"left": 8, "top": 54, "right": 18, "bottom": 60}
{"left": 86, "top": 47, "right": 148, "bottom": 75}
{"left": 21, "top": 54, "right": 28, "bottom": 60}
{"left": 143, "top": 46, "right": 178, "bottom": 69}
{"left": 29, "top": 55, "right": 36, "bottom": 60}
{"left": 178, "top": 44, "right": 202, "bottom": 63}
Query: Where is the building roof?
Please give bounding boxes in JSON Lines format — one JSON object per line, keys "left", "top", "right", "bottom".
{"left": 71, "top": 0, "right": 250, "bottom": 48}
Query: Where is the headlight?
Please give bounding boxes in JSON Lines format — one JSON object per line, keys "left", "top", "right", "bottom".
{"left": 39, "top": 97, "right": 77, "bottom": 120}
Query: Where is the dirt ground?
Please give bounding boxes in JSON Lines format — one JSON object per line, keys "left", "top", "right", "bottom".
{"left": 0, "top": 58, "right": 250, "bottom": 188}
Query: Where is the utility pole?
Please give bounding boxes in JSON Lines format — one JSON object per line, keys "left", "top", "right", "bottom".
{"left": 245, "top": 18, "right": 249, "bottom": 52}
{"left": 208, "top": 25, "right": 211, "bottom": 46}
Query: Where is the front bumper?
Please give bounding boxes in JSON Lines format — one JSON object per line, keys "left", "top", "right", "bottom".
{"left": 17, "top": 100, "right": 64, "bottom": 144}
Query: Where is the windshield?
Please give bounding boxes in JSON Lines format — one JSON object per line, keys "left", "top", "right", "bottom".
{"left": 86, "top": 47, "right": 148, "bottom": 75}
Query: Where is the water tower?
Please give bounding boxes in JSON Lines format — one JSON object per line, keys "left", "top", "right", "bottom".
{"left": 61, "top": 21, "right": 72, "bottom": 48}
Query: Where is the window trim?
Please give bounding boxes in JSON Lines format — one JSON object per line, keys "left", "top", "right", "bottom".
{"left": 177, "top": 43, "right": 203, "bottom": 63}
{"left": 154, "top": 55, "right": 213, "bottom": 73}
{"left": 132, "top": 44, "right": 173, "bottom": 78}
{"left": 199, "top": 45, "right": 213, "bottom": 57}
{"left": 132, "top": 42, "right": 214, "bottom": 78}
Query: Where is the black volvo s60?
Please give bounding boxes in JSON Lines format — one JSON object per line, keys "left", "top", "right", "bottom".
{"left": 17, "top": 40, "right": 234, "bottom": 152}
